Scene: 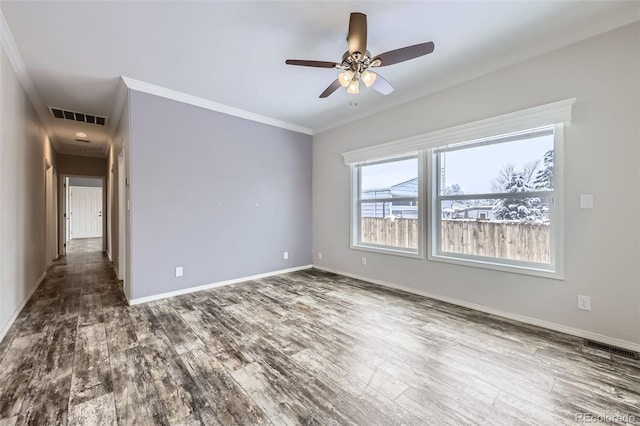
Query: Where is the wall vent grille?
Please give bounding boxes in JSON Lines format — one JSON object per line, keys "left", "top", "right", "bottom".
{"left": 585, "top": 340, "right": 639, "bottom": 359}
{"left": 48, "top": 106, "right": 108, "bottom": 126}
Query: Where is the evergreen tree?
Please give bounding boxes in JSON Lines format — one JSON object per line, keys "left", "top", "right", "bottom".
{"left": 532, "top": 150, "right": 554, "bottom": 219}
{"left": 491, "top": 160, "right": 544, "bottom": 221}
{"left": 533, "top": 150, "right": 554, "bottom": 190}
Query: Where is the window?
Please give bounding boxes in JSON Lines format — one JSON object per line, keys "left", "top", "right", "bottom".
{"left": 430, "top": 126, "right": 563, "bottom": 277}
{"left": 343, "top": 99, "right": 573, "bottom": 278}
{"left": 351, "top": 156, "right": 422, "bottom": 256}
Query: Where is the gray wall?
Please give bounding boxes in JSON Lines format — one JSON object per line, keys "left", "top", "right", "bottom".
{"left": 313, "top": 23, "right": 640, "bottom": 346}
{"left": 0, "top": 44, "right": 54, "bottom": 340}
{"left": 69, "top": 177, "right": 102, "bottom": 187}
{"left": 129, "top": 90, "right": 312, "bottom": 299}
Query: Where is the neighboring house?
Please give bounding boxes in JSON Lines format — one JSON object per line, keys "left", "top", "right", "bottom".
{"left": 442, "top": 201, "right": 496, "bottom": 220}
{"left": 362, "top": 178, "right": 419, "bottom": 219}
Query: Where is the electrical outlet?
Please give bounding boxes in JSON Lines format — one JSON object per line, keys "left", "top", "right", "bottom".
{"left": 175, "top": 266, "right": 183, "bottom": 277}
{"left": 577, "top": 295, "right": 591, "bottom": 311}
{"left": 317, "top": 252, "right": 322, "bottom": 260}
{"left": 283, "top": 251, "right": 288, "bottom": 260}
{"left": 361, "top": 256, "right": 367, "bottom": 266}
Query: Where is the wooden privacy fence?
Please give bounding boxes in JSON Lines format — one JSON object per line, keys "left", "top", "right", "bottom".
{"left": 361, "top": 218, "right": 550, "bottom": 263}
{"left": 441, "top": 220, "right": 550, "bottom": 263}
{"left": 362, "top": 218, "right": 419, "bottom": 249}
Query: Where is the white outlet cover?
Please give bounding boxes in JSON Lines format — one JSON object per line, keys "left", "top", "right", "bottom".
{"left": 176, "top": 266, "right": 183, "bottom": 277}
{"left": 317, "top": 252, "right": 322, "bottom": 259}
{"left": 580, "top": 194, "right": 594, "bottom": 209}
{"left": 361, "top": 257, "right": 367, "bottom": 265}
{"left": 283, "top": 252, "right": 289, "bottom": 260}
{"left": 577, "top": 295, "right": 591, "bottom": 311}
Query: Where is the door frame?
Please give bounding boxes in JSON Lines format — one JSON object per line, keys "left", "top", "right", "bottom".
{"left": 117, "top": 151, "right": 126, "bottom": 281}
{"left": 45, "top": 160, "right": 58, "bottom": 266}
{"left": 107, "top": 165, "right": 113, "bottom": 262}
{"left": 59, "top": 174, "right": 106, "bottom": 256}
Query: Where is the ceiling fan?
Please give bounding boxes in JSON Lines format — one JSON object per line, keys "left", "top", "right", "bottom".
{"left": 285, "top": 12, "right": 435, "bottom": 98}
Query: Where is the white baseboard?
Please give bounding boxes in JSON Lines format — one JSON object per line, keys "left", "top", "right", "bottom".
{"left": 0, "top": 270, "right": 47, "bottom": 344}
{"left": 313, "top": 265, "right": 640, "bottom": 353}
{"left": 129, "top": 264, "right": 314, "bottom": 306}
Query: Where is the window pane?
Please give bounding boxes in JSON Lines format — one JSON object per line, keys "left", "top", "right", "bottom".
{"left": 361, "top": 158, "right": 418, "bottom": 199}
{"left": 440, "top": 135, "right": 554, "bottom": 196}
{"left": 440, "top": 197, "right": 551, "bottom": 264}
{"left": 355, "top": 157, "right": 420, "bottom": 253}
{"left": 361, "top": 202, "right": 419, "bottom": 250}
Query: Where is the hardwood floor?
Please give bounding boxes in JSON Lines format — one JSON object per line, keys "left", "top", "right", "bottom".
{"left": 0, "top": 244, "right": 638, "bottom": 425}
{"left": 66, "top": 237, "right": 103, "bottom": 254}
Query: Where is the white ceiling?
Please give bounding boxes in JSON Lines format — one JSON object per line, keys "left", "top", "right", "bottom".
{"left": 1, "top": 1, "right": 638, "bottom": 157}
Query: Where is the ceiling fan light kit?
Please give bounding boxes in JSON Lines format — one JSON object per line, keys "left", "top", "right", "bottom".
{"left": 285, "top": 12, "right": 435, "bottom": 98}
{"left": 361, "top": 70, "right": 377, "bottom": 87}
{"left": 338, "top": 70, "right": 355, "bottom": 87}
{"left": 347, "top": 78, "right": 360, "bottom": 95}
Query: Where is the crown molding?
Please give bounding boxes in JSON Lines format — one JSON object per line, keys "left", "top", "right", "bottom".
{"left": 121, "top": 76, "right": 313, "bottom": 135}
{"left": 0, "top": 9, "right": 55, "bottom": 143}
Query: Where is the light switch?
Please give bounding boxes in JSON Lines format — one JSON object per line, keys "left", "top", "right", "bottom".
{"left": 580, "top": 194, "right": 594, "bottom": 209}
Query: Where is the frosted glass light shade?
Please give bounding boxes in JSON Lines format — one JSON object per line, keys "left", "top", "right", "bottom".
{"left": 361, "top": 70, "right": 377, "bottom": 87}
{"left": 347, "top": 78, "right": 360, "bottom": 94}
{"left": 339, "top": 71, "right": 354, "bottom": 87}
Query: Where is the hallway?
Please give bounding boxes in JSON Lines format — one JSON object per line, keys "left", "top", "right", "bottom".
{"left": 0, "top": 238, "right": 122, "bottom": 424}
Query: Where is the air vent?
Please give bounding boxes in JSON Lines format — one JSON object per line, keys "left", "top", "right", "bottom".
{"left": 585, "top": 340, "right": 639, "bottom": 359}
{"left": 48, "top": 106, "right": 108, "bottom": 126}
{"left": 74, "top": 139, "right": 91, "bottom": 143}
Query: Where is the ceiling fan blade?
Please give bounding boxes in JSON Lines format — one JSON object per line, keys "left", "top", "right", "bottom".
{"left": 371, "top": 41, "right": 435, "bottom": 67}
{"left": 371, "top": 73, "right": 394, "bottom": 95}
{"left": 285, "top": 59, "right": 339, "bottom": 68}
{"left": 347, "top": 12, "right": 367, "bottom": 55}
{"left": 319, "top": 79, "right": 342, "bottom": 98}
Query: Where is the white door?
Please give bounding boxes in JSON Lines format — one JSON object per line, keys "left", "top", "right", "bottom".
{"left": 70, "top": 186, "right": 103, "bottom": 239}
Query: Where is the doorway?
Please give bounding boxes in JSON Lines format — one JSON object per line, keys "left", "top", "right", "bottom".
{"left": 45, "top": 160, "right": 58, "bottom": 265}
{"left": 61, "top": 176, "right": 105, "bottom": 254}
{"left": 117, "top": 151, "right": 126, "bottom": 280}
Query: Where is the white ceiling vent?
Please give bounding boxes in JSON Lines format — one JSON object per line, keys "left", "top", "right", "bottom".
{"left": 48, "top": 106, "right": 108, "bottom": 126}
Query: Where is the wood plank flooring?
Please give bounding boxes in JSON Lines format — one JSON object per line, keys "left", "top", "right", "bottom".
{"left": 0, "top": 239, "right": 638, "bottom": 425}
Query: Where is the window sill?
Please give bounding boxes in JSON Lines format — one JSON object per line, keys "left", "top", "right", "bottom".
{"left": 428, "top": 253, "right": 564, "bottom": 280}
{"left": 351, "top": 243, "right": 423, "bottom": 259}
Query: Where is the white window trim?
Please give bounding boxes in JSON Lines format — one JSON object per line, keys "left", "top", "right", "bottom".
{"left": 342, "top": 99, "right": 573, "bottom": 278}
{"left": 350, "top": 154, "right": 425, "bottom": 259}
{"left": 427, "top": 123, "right": 565, "bottom": 280}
